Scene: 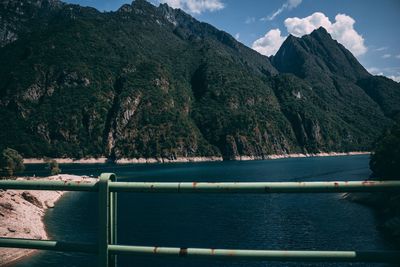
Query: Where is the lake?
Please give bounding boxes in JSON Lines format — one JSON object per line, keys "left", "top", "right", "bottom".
{"left": 13, "top": 155, "right": 397, "bottom": 266}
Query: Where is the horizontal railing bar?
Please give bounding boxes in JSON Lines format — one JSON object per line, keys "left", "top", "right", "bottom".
{"left": 3, "top": 237, "right": 399, "bottom": 263}
{"left": 0, "top": 180, "right": 98, "bottom": 192}
{"left": 0, "top": 237, "right": 97, "bottom": 254}
{"left": 109, "top": 180, "right": 400, "bottom": 193}
{"left": 1, "top": 180, "right": 400, "bottom": 193}
{"left": 108, "top": 245, "right": 400, "bottom": 263}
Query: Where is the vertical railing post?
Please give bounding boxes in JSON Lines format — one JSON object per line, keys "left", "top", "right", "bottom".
{"left": 99, "top": 173, "right": 116, "bottom": 267}
{"left": 109, "top": 174, "right": 117, "bottom": 267}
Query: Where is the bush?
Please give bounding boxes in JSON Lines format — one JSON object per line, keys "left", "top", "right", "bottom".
{"left": 47, "top": 159, "right": 61, "bottom": 175}
{"left": 0, "top": 148, "right": 25, "bottom": 177}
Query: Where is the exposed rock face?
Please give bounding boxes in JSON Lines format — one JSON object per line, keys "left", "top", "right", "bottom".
{"left": 23, "top": 84, "right": 44, "bottom": 102}
{"left": 21, "top": 191, "right": 43, "bottom": 208}
{"left": 106, "top": 93, "right": 142, "bottom": 156}
{"left": 0, "top": 21, "right": 18, "bottom": 47}
{"left": 116, "top": 94, "right": 142, "bottom": 135}
{"left": 0, "top": 1, "right": 399, "bottom": 160}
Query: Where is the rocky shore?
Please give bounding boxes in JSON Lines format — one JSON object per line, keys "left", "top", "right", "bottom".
{"left": 0, "top": 175, "right": 97, "bottom": 266}
{"left": 23, "top": 151, "right": 370, "bottom": 165}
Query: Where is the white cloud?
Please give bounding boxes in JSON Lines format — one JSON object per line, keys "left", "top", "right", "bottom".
{"left": 366, "top": 67, "right": 400, "bottom": 83}
{"left": 234, "top": 33, "right": 240, "bottom": 40}
{"left": 367, "top": 67, "right": 383, "bottom": 75}
{"left": 287, "top": 0, "right": 302, "bottom": 9}
{"left": 284, "top": 12, "right": 367, "bottom": 56}
{"left": 284, "top": 12, "right": 331, "bottom": 36}
{"left": 245, "top": 17, "right": 256, "bottom": 24}
{"left": 375, "top": 46, "right": 388, "bottom": 51}
{"left": 253, "top": 12, "right": 367, "bottom": 57}
{"left": 159, "top": 0, "right": 224, "bottom": 14}
{"left": 396, "top": 54, "right": 400, "bottom": 59}
{"left": 251, "top": 29, "right": 286, "bottom": 56}
{"left": 382, "top": 54, "right": 391, "bottom": 59}
{"left": 262, "top": 0, "right": 302, "bottom": 21}
{"left": 388, "top": 75, "right": 400, "bottom": 82}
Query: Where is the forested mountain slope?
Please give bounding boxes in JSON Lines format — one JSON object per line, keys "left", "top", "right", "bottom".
{"left": 0, "top": 0, "right": 399, "bottom": 160}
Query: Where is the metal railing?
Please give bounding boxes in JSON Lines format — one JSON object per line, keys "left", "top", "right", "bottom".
{"left": 1, "top": 173, "right": 400, "bottom": 266}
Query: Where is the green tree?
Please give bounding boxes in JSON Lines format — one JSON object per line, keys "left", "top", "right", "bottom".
{"left": 0, "top": 148, "right": 25, "bottom": 177}
{"left": 370, "top": 121, "right": 400, "bottom": 180}
{"left": 47, "top": 159, "right": 61, "bottom": 175}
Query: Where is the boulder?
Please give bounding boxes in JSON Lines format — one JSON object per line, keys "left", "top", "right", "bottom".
{"left": 21, "top": 191, "right": 43, "bottom": 208}
{"left": 45, "top": 200, "right": 55, "bottom": 208}
{"left": 0, "top": 202, "right": 14, "bottom": 210}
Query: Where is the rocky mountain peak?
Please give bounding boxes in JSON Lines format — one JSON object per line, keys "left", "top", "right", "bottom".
{"left": 117, "top": 4, "right": 133, "bottom": 13}
{"left": 311, "top": 26, "right": 330, "bottom": 36}
{"left": 132, "top": 0, "right": 153, "bottom": 8}
{"left": 272, "top": 26, "right": 369, "bottom": 81}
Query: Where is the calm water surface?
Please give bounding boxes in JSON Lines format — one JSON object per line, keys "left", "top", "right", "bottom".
{"left": 13, "top": 155, "right": 397, "bottom": 266}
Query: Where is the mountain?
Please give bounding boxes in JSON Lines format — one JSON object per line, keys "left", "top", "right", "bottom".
{"left": 0, "top": 0, "right": 399, "bottom": 160}
{"left": 271, "top": 27, "right": 400, "bottom": 152}
{"left": 272, "top": 27, "right": 400, "bottom": 119}
{"left": 272, "top": 27, "right": 369, "bottom": 81}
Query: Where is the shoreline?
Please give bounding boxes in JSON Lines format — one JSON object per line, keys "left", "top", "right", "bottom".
{"left": 23, "top": 151, "right": 370, "bottom": 164}
{"left": 0, "top": 175, "right": 97, "bottom": 266}
{"left": 231, "top": 151, "right": 370, "bottom": 161}
{"left": 343, "top": 192, "right": 400, "bottom": 247}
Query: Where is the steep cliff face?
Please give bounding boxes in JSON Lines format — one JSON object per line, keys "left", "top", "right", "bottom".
{"left": 0, "top": 0, "right": 399, "bottom": 160}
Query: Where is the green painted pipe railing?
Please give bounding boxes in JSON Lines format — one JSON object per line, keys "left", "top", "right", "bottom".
{"left": 2, "top": 179, "right": 400, "bottom": 193}
{"left": 1, "top": 174, "right": 400, "bottom": 266}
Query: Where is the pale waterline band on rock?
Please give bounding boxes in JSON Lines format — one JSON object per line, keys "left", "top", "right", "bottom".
{"left": 23, "top": 151, "right": 370, "bottom": 164}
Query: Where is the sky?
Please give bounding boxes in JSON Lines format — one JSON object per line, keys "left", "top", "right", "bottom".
{"left": 64, "top": 0, "right": 400, "bottom": 82}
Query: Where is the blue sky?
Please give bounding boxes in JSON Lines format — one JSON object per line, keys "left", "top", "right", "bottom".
{"left": 64, "top": 0, "right": 400, "bottom": 82}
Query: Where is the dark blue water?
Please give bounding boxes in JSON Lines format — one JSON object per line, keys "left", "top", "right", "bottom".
{"left": 12, "top": 155, "right": 397, "bottom": 266}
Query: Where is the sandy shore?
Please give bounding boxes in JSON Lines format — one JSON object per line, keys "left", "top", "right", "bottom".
{"left": 24, "top": 152, "right": 370, "bottom": 165}
{"left": 0, "top": 175, "right": 97, "bottom": 266}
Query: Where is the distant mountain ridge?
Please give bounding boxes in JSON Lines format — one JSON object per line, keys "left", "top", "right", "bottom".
{"left": 0, "top": 0, "right": 399, "bottom": 160}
